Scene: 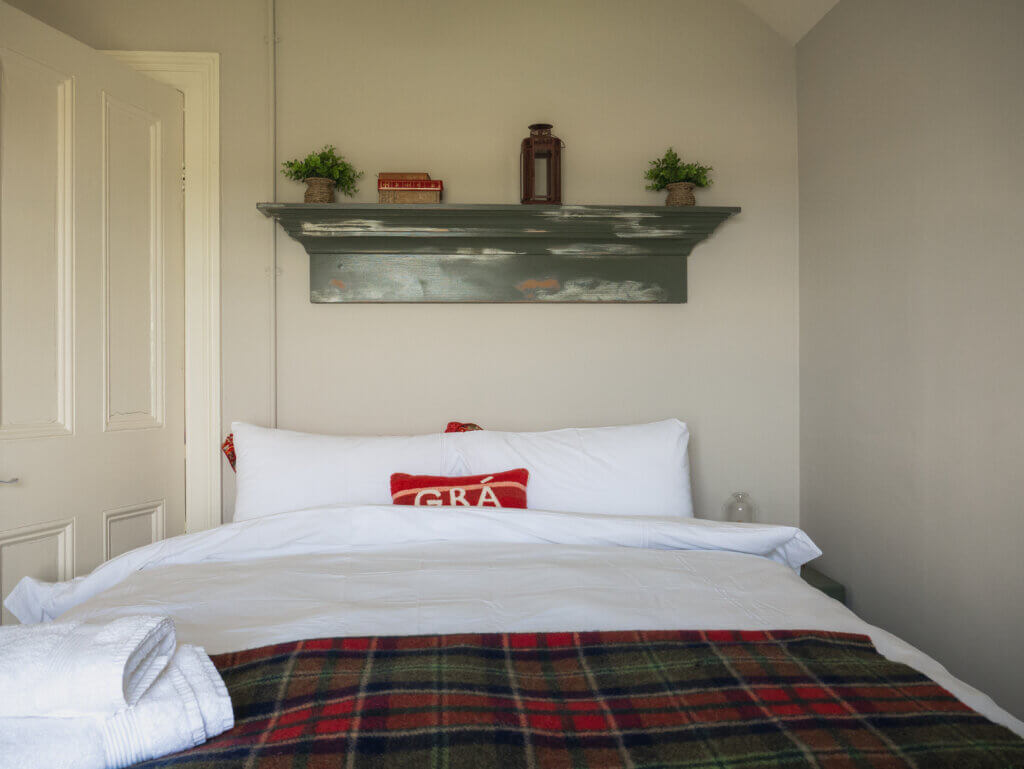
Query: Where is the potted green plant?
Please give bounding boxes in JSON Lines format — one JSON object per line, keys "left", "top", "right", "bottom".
{"left": 281, "top": 144, "right": 363, "bottom": 203}
{"left": 644, "top": 147, "right": 712, "bottom": 206}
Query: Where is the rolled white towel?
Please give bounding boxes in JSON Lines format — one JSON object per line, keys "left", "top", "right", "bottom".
{"left": 0, "top": 644, "right": 234, "bottom": 769}
{"left": 101, "top": 645, "right": 234, "bottom": 767}
{"left": 0, "top": 616, "right": 175, "bottom": 718}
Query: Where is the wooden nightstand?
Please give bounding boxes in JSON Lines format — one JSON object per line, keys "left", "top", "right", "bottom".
{"left": 801, "top": 565, "right": 847, "bottom": 605}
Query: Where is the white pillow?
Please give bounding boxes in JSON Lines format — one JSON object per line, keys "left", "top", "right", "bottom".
{"left": 444, "top": 419, "right": 693, "bottom": 517}
{"left": 232, "top": 422, "right": 460, "bottom": 521}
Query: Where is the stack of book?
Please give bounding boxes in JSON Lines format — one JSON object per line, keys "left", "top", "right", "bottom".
{"left": 377, "top": 172, "right": 443, "bottom": 204}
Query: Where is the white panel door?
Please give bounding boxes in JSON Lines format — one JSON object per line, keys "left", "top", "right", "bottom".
{"left": 0, "top": 1, "right": 185, "bottom": 623}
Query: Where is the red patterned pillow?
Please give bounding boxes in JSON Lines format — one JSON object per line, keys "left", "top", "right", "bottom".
{"left": 445, "top": 421, "right": 483, "bottom": 433}
{"left": 391, "top": 469, "right": 528, "bottom": 508}
{"left": 222, "top": 433, "right": 236, "bottom": 471}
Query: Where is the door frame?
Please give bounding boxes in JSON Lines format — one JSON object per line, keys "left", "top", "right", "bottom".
{"left": 104, "top": 51, "right": 221, "bottom": 533}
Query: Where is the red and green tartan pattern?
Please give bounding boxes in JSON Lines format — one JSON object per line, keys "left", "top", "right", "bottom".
{"left": 135, "top": 630, "right": 1024, "bottom": 769}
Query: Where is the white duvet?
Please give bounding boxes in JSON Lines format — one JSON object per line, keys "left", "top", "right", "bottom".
{"left": 6, "top": 505, "right": 1023, "bottom": 737}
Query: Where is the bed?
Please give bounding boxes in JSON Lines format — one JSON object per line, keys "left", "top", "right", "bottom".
{"left": 5, "top": 421, "right": 1024, "bottom": 768}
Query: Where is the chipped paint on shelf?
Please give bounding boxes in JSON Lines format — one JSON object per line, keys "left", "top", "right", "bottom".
{"left": 260, "top": 203, "right": 739, "bottom": 303}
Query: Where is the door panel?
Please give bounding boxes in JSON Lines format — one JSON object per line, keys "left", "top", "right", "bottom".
{"left": 0, "top": 1, "right": 185, "bottom": 620}
{"left": 103, "top": 93, "right": 165, "bottom": 431}
{"left": 103, "top": 500, "right": 165, "bottom": 561}
{"left": 0, "top": 519, "right": 74, "bottom": 625}
{"left": 0, "top": 47, "right": 73, "bottom": 437}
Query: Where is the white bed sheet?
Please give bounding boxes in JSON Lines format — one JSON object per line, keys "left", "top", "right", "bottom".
{"left": 6, "top": 505, "right": 1022, "bottom": 737}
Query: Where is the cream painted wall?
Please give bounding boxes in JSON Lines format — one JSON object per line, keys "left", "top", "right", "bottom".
{"left": 6, "top": 0, "right": 801, "bottom": 524}
{"left": 735, "top": 0, "right": 838, "bottom": 44}
{"left": 273, "top": 0, "right": 801, "bottom": 524}
{"left": 798, "top": 0, "right": 1024, "bottom": 718}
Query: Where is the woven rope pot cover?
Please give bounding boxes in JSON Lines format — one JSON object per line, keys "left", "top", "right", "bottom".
{"left": 665, "top": 181, "right": 696, "bottom": 206}
{"left": 303, "top": 177, "right": 335, "bottom": 203}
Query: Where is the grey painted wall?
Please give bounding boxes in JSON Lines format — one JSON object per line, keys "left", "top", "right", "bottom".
{"left": 798, "top": 0, "right": 1024, "bottom": 717}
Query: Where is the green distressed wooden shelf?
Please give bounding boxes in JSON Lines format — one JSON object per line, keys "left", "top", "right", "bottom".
{"left": 257, "top": 203, "right": 740, "bottom": 303}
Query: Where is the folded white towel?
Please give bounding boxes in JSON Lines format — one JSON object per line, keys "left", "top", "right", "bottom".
{"left": 0, "top": 644, "right": 234, "bottom": 769}
{"left": 0, "top": 616, "right": 175, "bottom": 719}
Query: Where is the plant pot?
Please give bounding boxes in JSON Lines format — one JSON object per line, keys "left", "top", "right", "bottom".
{"left": 303, "top": 177, "right": 336, "bottom": 204}
{"left": 665, "top": 182, "right": 696, "bottom": 206}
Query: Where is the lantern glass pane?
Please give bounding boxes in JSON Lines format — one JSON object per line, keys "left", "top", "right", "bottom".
{"left": 533, "top": 157, "right": 548, "bottom": 198}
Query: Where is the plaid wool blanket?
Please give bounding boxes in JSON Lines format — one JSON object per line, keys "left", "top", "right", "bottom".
{"left": 136, "top": 630, "right": 1024, "bottom": 769}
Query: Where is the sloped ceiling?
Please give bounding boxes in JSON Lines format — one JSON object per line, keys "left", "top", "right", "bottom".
{"left": 735, "top": 0, "right": 839, "bottom": 44}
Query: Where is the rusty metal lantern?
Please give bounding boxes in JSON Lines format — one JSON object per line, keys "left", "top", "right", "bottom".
{"left": 520, "top": 123, "right": 562, "bottom": 204}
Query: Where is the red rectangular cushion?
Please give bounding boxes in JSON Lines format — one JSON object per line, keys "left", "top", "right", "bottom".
{"left": 391, "top": 468, "right": 529, "bottom": 508}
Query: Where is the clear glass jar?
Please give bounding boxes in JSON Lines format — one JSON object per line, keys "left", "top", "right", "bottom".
{"left": 723, "top": 491, "right": 757, "bottom": 523}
